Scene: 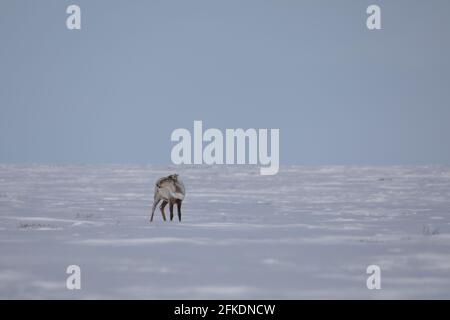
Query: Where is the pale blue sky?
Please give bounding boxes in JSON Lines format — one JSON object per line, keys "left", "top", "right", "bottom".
{"left": 1, "top": 0, "right": 449, "bottom": 164}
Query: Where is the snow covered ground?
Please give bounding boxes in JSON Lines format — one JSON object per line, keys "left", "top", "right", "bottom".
{"left": 0, "top": 164, "right": 450, "bottom": 299}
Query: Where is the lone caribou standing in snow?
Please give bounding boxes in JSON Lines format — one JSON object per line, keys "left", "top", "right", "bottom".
{"left": 150, "top": 174, "right": 185, "bottom": 222}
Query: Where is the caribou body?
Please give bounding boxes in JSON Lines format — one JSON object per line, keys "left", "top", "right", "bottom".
{"left": 150, "top": 174, "right": 185, "bottom": 222}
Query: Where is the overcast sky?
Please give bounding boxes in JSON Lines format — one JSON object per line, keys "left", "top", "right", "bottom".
{"left": 1, "top": 0, "right": 449, "bottom": 164}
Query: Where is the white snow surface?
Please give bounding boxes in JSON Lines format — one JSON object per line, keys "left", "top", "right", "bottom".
{"left": 1, "top": 164, "right": 450, "bottom": 299}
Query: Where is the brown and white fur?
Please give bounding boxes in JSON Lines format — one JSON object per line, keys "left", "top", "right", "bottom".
{"left": 150, "top": 174, "right": 185, "bottom": 222}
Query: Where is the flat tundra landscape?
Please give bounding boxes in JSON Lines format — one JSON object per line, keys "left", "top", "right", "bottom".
{"left": 0, "top": 165, "right": 450, "bottom": 299}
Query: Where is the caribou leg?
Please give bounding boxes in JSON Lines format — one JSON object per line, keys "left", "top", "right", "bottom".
{"left": 150, "top": 198, "right": 161, "bottom": 222}
{"left": 159, "top": 200, "right": 168, "bottom": 221}
{"left": 169, "top": 201, "right": 174, "bottom": 221}
{"left": 176, "top": 200, "right": 182, "bottom": 222}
